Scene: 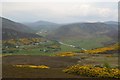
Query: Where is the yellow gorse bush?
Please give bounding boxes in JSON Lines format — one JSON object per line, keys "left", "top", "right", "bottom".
{"left": 56, "top": 52, "right": 77, "bottom": 57}
{"left": 3, "top": 38, "right": 46, "bottom": 45}
{"left": 81, "top": 43, "right": 119, "bottom": 54}
{"left": 14, "top": 65, "right": 50, "bottom": 69}
{"left": 63, "top": 64, "right": 120, "bottom": 78}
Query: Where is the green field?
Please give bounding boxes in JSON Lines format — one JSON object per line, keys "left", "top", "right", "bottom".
{"left": 60, "top": 45, "right": 80, "bottom": 52}
{"left": 62, "top": 36, "right": 112, "bottom": 49}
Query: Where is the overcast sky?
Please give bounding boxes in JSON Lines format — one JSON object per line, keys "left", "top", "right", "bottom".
{"left": 1, "top": 2, "right": 118, "bottom": 23}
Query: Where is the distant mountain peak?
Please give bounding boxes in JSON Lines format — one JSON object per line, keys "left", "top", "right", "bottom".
{"left": 104, "top": 21, "right": 118, "bottom": 25}
{"left": 34, "top": 20, "right": 58, "bottom": 24}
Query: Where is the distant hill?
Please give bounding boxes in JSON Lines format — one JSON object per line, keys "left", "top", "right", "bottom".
{"left": 46, "top": 22, "right": 118, "bottom": 49}
{"left": 1, "top": 17, "right": 41, "bottom": 40}
{"left": 47, "top": 22, "right": 118, "bottom": 40}
{"left": 104, "top": 21, "right": 118, "bottom": 25}
{"left": 24, "top": 20, "right": 61, "bottom": 32}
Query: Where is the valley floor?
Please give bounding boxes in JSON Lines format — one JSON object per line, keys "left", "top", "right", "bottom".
{"left": 2, "top": 54, "right": 118, "bottom": 78}
{"left": 2, "top": 55, "right": 83, "bottom": 78}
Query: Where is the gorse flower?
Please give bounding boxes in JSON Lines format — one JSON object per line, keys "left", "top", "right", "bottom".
{"left": 63, "top": 64, "right": 120, "bottom": 78}
{"left": 81, "top": 43, "right": 119, "bottom": 54}
{"left": 14, "top": 65, "right": 50, "bottom": 69}
{"left": 56, "top": 52, "right": 77, "bottom": 57}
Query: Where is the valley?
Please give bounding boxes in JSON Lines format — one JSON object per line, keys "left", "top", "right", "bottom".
{"left": 1, "top": 17, "right": 120, "bottom": 78}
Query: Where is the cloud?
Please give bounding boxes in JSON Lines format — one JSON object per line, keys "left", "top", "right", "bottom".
{"left": 2, "top": 2, "right": 118, "bottom": 23}
{"left": 1, "top": 0, "right": 119, "bottom": 2}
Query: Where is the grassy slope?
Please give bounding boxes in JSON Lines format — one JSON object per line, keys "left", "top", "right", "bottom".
{"left": 60, "top": 45, "right": 79, "bottom": 52}
{"left": 62, "top": 36, "right": 112, "bottom": 49}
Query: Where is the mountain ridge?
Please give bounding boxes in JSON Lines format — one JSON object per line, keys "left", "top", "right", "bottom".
{"left": 1, "top": 17, "right": 41, "bottom": 40}
{"left": 47, "top": 22, "right": 118, "bottom": 41}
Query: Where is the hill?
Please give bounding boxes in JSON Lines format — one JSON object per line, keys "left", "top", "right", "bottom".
{"left": 47, "top": 22, "right": 117, "bottom": 40}
{"left": 2, "top": 28, "right": 40, "bottom": 40}
{"left": 104, "top": 21, "right": 118, "bottom": 25}
{"left": 1, "top": 17, "right": 35, "bottom": 33}
{"left": 24, "top": 20, "right": 61, "bottom": 32}
{"left": 46, "top": 22, "right": 118, "bottom": 49}
{"left": 1, "top": 17, "right": 41, "bottom": 40}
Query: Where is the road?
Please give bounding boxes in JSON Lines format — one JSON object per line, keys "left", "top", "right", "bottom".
{"left": 58, "top": 41, "right": 86, "bottom": 50}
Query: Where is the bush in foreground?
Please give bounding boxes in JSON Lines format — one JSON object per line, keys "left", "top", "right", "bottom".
{"left": 63, "top": 64, "right": 120, "bottom": 78}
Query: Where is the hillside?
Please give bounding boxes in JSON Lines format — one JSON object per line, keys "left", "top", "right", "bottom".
{"left": 47, "top": 22, "right": 117, "bottom": 40}
{"left": 46, "top": 22, "right": 118, "bottom": 49}
{"left": 2, "top": 28, "right": 41, "bottom": 40}
{"left": 80, "top": 43, "right": 119, "bottom": 54}
{"left": 1, "top": 17, "right": 41, "bottom": 40}
{"left": 2, "top": 17, "right": 34, "bottom": 33}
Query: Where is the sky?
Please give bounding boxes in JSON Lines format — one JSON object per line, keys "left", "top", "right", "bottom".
{"left": 1, "top": 1, "right": 118, "bottom": 23}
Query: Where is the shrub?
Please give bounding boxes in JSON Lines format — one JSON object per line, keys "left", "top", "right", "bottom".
{"left": 14, "top": 65, "right": 50, "bottom": 69}
{"left": 63, "top": 64, "right": 120, "bottom": 78}
{"left": 56, "top": 52, "right": 77, "bottom": 57}
{"left": 103, "top": 62, "right": 111, "bottom": 68}
{"left": 81, "top": 43, "right": 119, "bottom": 54}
